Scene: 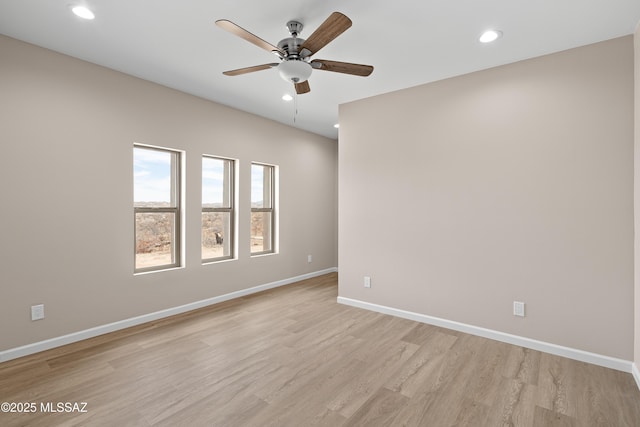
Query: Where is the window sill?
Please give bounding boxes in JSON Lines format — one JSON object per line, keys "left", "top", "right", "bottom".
{"left": 134, "top": 265, "right": 184, "bottom": 276}
{"left": 202, "top": 257, "right": 236, "bottom": 266}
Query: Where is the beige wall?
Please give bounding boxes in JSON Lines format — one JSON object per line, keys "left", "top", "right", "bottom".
{"left": 0, "top": 35, "right": 338, "bottom": 352}
{"left": 339, "top": 36, "right": 634, "bottom": 359}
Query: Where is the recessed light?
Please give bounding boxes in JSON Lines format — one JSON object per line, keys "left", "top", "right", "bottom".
{"left": 282, "top": 94, "right": 293, "bottom": 101}
{"left": 334, "top": 124, "right": 340, "bottom": 129}
{"left": 72, "top": 5, "right": 95, "bottom": 20}
{"left": 479, "top": 30, "right": 502, "bottom": 43}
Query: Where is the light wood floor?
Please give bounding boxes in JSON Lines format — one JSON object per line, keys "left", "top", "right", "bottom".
{"left": 1, "top": 273, "right": 639, "bottom": 426}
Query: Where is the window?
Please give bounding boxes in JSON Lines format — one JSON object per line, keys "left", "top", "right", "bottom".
{"left": 202, "top": 156, "right": 235, "bottom": 262}
{"left": 251, "top": 163, "right": 275, "bottom": 255}
{"left": 133, "top": 145, "right": 182, "bottom": 272}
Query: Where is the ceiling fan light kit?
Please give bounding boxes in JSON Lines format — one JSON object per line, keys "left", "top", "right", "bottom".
{"left": 215, "top": 12, "right": 374, "bottom": 95}
{"left": 278, "top": 60, "right": 312, "bottom": 83}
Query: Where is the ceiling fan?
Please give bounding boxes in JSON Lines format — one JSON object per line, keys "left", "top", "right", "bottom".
{"left": 215, "top": 12, "right": 374, "bottom": 95}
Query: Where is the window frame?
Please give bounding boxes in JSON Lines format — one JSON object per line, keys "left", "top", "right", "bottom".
{"left": 201, "top": 155, "right": 236, "bottom": 263}
{"left": 250, "top": 162, "right": 276, "bottom": 256}
{"left": 133, "top": 144, "right": 182, "bottom": 274}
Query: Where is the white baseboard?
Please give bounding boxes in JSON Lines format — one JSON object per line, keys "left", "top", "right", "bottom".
{"left": 633, "top": 363, "right": 640, "bottom": 390}
{"left": 0, "top": 268, "right": 338, "bottom": 363}
{"left": 337, "top": 296, "right": 633, "bottom": 374}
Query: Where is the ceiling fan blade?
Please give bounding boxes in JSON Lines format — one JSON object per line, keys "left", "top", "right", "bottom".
{"left": 310, "top": 59, "right": 373, "bottom": 76}
{"left": 300, "top": 12, "right": 352, "bottom": 56}
{"left": 295, "top": 81, "right": 310, "bottom": 94}
{"left": 222, "top": 63, "right": 279, "bottom": 76}
{"left": 215, "top": 19, "right": 285, "bottom": 56}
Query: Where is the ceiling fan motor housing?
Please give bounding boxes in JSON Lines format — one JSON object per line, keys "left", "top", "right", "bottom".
{"left": 278, "top": 37, "right": 306, "bottom": 58}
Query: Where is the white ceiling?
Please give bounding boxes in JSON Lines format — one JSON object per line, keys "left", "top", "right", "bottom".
{"left": 1, "top": 0, "right": 639, "bottom": 139}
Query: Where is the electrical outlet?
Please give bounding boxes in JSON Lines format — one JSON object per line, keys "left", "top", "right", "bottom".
{"left": 364, "top": 276, "right": 371, "bottom": 288}
{"left": 31, "top": 304, "right": 45, "bottom": 321}
{"left": 513, "top": 301, "right": 525, "bottom": 317}
{"left": 307, "top": 254, "right": 312, "bottom": 263}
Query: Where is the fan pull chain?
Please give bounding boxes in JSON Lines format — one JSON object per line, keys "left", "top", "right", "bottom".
{"left": 293, "top": 90, "right": 298, "bottom": 123}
